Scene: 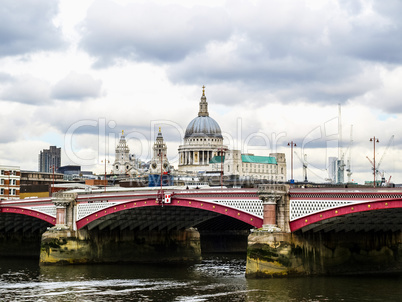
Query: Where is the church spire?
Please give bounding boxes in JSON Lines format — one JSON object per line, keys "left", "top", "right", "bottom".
{"left": 198, "top": 85, "right": 209, "bottom": 117}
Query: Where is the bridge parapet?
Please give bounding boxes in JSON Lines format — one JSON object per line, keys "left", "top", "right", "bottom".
{"left": 257, "top": 184, "right": 289, "bottom": 232}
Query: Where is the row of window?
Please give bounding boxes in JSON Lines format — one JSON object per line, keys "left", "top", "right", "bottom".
{"left": 188, "top": 138, "right": 220, "bottom": 142}
{"left": 213, "top": 164, "right": 282, "bottom": 174}
{"left": 0, "top": 179, "right": 18, "bottom": 185}
{"left": 0, "top": 170, "right": 19, "bottom": 175}
{"left": 0, "top": 188, "right": 18, "bottom": 195}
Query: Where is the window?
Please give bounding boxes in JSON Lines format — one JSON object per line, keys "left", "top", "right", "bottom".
{"left": 0, "top": 179, "right": 3, "bottom": 185}
{"left": 0, "top": 170, "right": 3, "bottom": 175}
{"left": 0, "top": 188, "right": 3, "bottom": 195}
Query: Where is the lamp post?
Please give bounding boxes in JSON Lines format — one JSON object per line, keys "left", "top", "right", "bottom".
{"left": 101, "top": 159, "right": 109, "bottom": 193}
{"left": 218, "top": 147, "right": 226, "bottom": 189}
{"left": 287, "top": 141, "right": 296, "bottom": 183}
{"left": 369, "top": 137, "right": 379, "bottom": 188}
{"left": 8, "top": 169, "right": 10, "bottom": 198}
{"left": 50, "top": 165, "right": 57, "bottom": 196}
{"left": 159, "top": 152, "right": 163, "bottom": 191}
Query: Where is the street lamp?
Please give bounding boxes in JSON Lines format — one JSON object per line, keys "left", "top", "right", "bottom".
{"left": 217, "top": 147, "right": 226, "bottom": 189}
{"left": 287, "top": 141, "right": 296, "bottom": 183}
{"left": 101, "top": 159, "right": 110, "bottom": 193}
{"left": 50, "top": 165, "right": 57, "bottom": 196}
{"left": 369, "top": 137, "right": 379, "bottom": 187}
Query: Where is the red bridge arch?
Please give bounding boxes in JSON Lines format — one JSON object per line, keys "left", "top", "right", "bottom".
{"left": 77, "top": 197, "right": 263, "bottom": 229}
{"left": 0, "top": 206, "right": 56, "bottom": 225}
{"left": 290, "top": 198, "right": 402, "bottom": 232}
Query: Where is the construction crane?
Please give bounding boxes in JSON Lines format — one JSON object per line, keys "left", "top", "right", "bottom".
{"left": 376, "top": 135, "right": 394, "bottom": 175}
{"left": 366, "top": 156, "right": 375, "bottom": 174}
{"left": 346, "top": 125, "right": 353, "bottom": 183}
{"left": 294, "top": 151, "right": 308, "bottom": 182}
{"left": 337, "top": 104, "right": 345, "bottom": 183}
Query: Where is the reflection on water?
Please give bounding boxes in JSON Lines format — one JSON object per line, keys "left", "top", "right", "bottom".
{"left": 1, "top": 255, "right": 402, "bottom": 301}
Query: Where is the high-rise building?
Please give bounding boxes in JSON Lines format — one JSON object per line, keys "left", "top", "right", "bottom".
{"left": 38, "top": 146, "right": 61, "bottom": 173}
{"left": 328, "top": 156, "right": 344, "bottom": 184}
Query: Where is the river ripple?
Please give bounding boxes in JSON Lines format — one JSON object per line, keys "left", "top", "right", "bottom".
{"left": 1, "top": 255, "right": 402, "bottom": 301}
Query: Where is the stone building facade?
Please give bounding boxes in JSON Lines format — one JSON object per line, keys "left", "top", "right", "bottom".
{"left": 0, "top": 165, "right": 20, "bottom": 198}
{"left": 210, "top": 150, "right": 287, "bottom": 181}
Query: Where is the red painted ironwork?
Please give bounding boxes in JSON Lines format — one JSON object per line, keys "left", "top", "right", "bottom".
{"left": 289, "top": 198, "right": 402, "bottom": 232}
{"left": 76, "top": 197, "right": 263, "bottom": 230}
{"left": 0, "top": 206, "right": 56, "bottom": 225}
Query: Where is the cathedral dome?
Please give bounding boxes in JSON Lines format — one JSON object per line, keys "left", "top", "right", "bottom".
{"left": 184, "top": 116, "right": 223, "bottom": 139}
{"left": 184, "top": 86, "right": 223, "bottom": 139}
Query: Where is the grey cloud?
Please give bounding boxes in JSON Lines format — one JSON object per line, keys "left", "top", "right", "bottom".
{"left": 79, "top": 0, "right": 231, "bottom": 67}
{"left": 77, "top": 0, "right": 402, "bottom": 106}
{"left": 0, "top": 0, "right": 65, "bottom": 57}
{"left": 1, "top": 76, "right": 51, "bottom": 104}
{"left": 52, "top": 72, "right": 103, "bottom": 100}
{"left": 0, "top": 72, "right": 14, "bottom": 83}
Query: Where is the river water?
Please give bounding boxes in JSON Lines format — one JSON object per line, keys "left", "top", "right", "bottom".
{"left": 1, "top": 254, "right": 402, "bottom": 302}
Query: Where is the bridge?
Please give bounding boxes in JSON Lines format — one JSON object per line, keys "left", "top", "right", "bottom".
{"left": 2, "top": 185, "right": 402, "bottom": 276}
{"left": 0, "top": 187, "right": 267, "bottom": 264}
{"left": 0, "top": 188, "right": 263, "bottom": 233}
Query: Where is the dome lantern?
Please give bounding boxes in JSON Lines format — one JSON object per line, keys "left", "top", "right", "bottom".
{"left": 184, "top": 86, "right": 222, "bottom": 139}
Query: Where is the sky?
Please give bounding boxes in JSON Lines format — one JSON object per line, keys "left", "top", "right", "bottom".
{"left": 0, "top": 0, "right": 401, "bottom": 184}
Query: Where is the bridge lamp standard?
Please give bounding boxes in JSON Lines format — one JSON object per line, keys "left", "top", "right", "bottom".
{"left": 50, "top": 165, "right": 58, "bottom": 196}
{"left": 369, "top": 137, "right": 379, "bottom": 188}
{"left": 287, "top": 141, "right": 296, "bottom": 184}
{"left": 218, "top": 147, "right": 227, "bottom": 189}
{"left": 101, "top": 159, "right": 110, "bottom": 193}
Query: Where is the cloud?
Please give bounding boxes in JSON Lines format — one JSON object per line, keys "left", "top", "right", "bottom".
{"left": 51, "top": 72, "right": 103, "bottom": 100}
{"left": 0, "top": 72, "right": 14, "bottom": 83}
{"left": 0, "top": 0, "right": 65, "bottom": 57}
{"left": 1, "top": 75, "right": 51, "bottom": 104}
{"left": 77, "top": 0, "right": 402, "bottom": 106}
{"left": 0, "top": 72, "right": 102, "bottom": 105}
{"left": 78, "top": 0, "right": 231, "bottom": 66}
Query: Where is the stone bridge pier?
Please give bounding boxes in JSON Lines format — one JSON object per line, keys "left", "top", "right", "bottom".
{"left": 246, "top": 185, "right": 402, "bottom": 278}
